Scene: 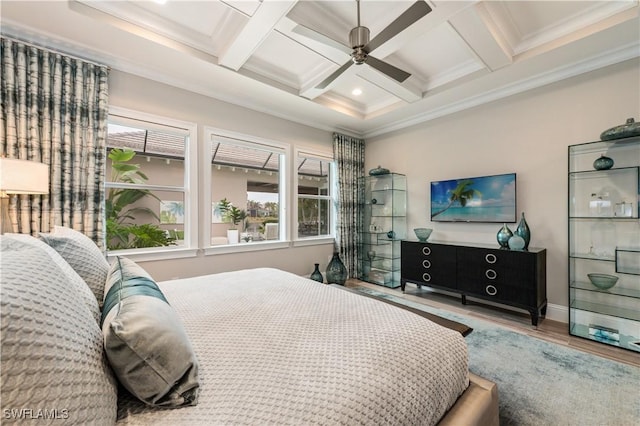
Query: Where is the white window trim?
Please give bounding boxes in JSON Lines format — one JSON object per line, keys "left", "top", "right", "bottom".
{"left": 203, "top": 126, "right": 291, "bottom": 255}
{"left": 204, "top": 240, "right": 291, "bottom": 256}
{"left": 293, "top": 147, "right": 336, "bottom": 245}
{"left": 106, "top": 106, "right": 198, "bottom": 262}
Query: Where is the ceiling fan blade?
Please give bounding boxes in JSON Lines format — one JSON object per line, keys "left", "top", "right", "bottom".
{"left": 366, "top": 1, "right": 432, "bottom": 53}
{"left": 292, "top": 24, "right": 352, "bottom": 55}
{"left": 316, "top": 61, "right": 354, "bottom": 89}
{"left": 366, "top": 56, "right": 411, "bottom": 83}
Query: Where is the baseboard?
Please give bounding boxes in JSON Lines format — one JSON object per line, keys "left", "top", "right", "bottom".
{"left": 545, "top": 303, "right": 567, "bottom": 323}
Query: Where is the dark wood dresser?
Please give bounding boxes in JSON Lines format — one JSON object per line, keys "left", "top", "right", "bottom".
{"left": 401, "top": 240, "right": 547, "bottom": 326}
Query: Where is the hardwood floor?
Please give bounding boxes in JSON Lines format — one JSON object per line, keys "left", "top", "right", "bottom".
{"left": 347, "top": 280, "right": 640, "bottom": 368}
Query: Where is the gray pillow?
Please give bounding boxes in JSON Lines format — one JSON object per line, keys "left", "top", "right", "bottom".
{"left": 39, "top": 225, "right": 110, "bottom": 307}
{"left": 102, "top": 256, "right": 200, "bottom": 407}
{"left": 0, "top": 236, "right": 117, "bottom": 425}
{"left": 2, "top": 233, "right": 100, "bottom": 323}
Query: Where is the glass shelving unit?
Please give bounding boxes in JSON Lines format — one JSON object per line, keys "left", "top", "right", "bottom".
{"left": 358, "top": 173, "right": 407, "bottom": 288}
{"left": 568, "top": 135, "right": 640, "bottom": 352}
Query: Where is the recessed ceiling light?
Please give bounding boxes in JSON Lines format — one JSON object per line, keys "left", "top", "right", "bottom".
{"left": 352, "top": 88, "right": 363, "bottom": 96}
{"left": 154, "top": 0, "right": 167, "bottom": 4}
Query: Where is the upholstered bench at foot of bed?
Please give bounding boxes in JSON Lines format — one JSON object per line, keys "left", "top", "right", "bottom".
{"left": 438, "top": 372, "right": 499, "bottom": 426}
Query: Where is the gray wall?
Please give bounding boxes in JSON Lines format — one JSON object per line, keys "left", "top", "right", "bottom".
{"left": 365, "top": 58, "right": 640, "bottom": 319}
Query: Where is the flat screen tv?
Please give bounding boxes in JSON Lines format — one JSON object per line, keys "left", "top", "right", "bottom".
{"left": 430, "top": 173, "right": 516, "bottom": 223}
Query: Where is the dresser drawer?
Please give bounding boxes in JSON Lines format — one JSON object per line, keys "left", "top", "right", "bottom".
{"left": 401, "top": 241, "right": 457, "bottom": 289}
{"left": 457, "top": 280, "right": 533, "bottom": 307}
{"left": 456, "top": 246, "right": 536, "bottom": 289}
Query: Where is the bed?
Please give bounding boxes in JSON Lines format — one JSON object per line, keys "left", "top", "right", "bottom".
{"left": 0, "top": 230, "right": 498, "bottom": 425}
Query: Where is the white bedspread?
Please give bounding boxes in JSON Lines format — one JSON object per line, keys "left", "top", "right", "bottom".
{"left": 116, "top": 268, "right": 469, "bottom": 425}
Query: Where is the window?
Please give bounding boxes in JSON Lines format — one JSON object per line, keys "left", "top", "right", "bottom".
{"left": 206, "top": 129, "right": 287, "bottom": 248}
{"left": 296, "top": 151, "right": 335, "bottom": 240}
{"left": 105, "top": 107, "right": 197, "bottom": 258}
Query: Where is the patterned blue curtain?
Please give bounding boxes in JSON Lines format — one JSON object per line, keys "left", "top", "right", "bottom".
{"left": 1, "top": 38, "right": 109, "bottom": 248}
{"left": 333, "top": 132, "right": 365, "bottom": 278}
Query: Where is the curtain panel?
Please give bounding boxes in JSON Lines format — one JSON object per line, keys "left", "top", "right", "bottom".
{"left": 1, "top": 38, "right": 109, "bottom": 248}
{"left": 332, "top": 132, "right": 365, "bottom": 278}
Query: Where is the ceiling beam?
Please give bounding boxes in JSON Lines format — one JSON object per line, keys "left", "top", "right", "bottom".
{"left": 356, "top": 64, "right": 422, "bottom": 103}
{"left": 219, "top": 0, "right": 298, "bottom": 71}
{"left": 371, "top": 0, "right": 479, "bottom": 59}
{"left": 276, "top": 17, "right": 349, "bottom": 64}
{"left": 448, "top": 2, "right": 513, "bottom": 71}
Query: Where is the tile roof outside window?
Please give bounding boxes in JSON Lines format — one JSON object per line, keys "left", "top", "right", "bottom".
{"left": 108, "top": 124, "right": 328, "bottom": 177}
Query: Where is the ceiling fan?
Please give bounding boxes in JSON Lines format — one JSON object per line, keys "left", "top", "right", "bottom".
{"left": 294, "top": 0, "right": 432, "bottom": 90}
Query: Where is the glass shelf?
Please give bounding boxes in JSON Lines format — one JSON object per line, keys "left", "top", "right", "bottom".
{"left": 616, "top": 247, "right": 640, "bottom": 275}
{"left": 569, "top": 166, "right": 639, "bottom": 176}
{"left": 569, "top": 167, "right": 638, "bottom": 218}
{"left": 569, "top": 216, "right": 637, "bottom": 220}
{"left": 570, "top": 324, "right": 640, "bottom": 352}
{"left": 569, "top": 252, "right": 615, "bottom": 262}
{"left": 570, "top": 281, "right": 640, "bottom": 299}
{"left": 568, "top": 136, "right": 640, "bottom": 172}
{"left": 570, "top": 299, "right": 640, "bottom": 322}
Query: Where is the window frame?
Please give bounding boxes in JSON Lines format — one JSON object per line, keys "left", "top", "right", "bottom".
{"left": 293, "top": 148, "right": 336, "bottom": 247}
{"left": 203, "top": 126, "right": 290, "bottom": 255}
{"left": 105, "top": 106, "right": 198, "bottom": 262}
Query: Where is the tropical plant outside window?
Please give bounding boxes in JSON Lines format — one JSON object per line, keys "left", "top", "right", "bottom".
{"left": 297, "top": 154, "right": 334, "bottom": 239}
{"left": 209, "top": 135, "right": 284, "bottom": 245}
{"left": 106, "top": 115, "right": 189, "bottom": 251}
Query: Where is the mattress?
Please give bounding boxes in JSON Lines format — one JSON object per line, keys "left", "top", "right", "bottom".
{"left": 116, "top": 268, "right": 469, "bottom": 425}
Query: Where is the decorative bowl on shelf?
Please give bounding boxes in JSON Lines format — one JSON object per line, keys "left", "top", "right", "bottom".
{"left": 368, "top": 165, "right": 390, "bottom": 176}
{"left": 414, "top": 228, "right": 432, "bottom": 242}
{"left": 600, "top": 117, "right": 640, "bottom": 141}
{"left": 587, "top": 273, "right": 619, "bottom": 290}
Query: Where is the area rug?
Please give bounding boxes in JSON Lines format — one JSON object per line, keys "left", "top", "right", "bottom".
{"left": 352, "top": 286, "right": 640, "bottom": 426}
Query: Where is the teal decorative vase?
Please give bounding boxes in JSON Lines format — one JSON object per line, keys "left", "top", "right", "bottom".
{"left": 497, "top": 224, "right": 513, "bottom": 249}
{"left": 310, "top": 263, "right": 323, "bottom": 283}
{"left": 326, "top": 252, "right": 347, "bottom": 285}
{"left": 515, "top": 212, "right": 531, "bottom": 250}
{"left": 508, "top": 235, "right": 526, "bottom": 251}
{"left": 593, "top": 155, "right": 614, "bottom": 170}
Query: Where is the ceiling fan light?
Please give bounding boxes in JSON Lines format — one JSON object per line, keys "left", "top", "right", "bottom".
{"left": 349, "top": 26, "right": 370, "bottom": 49}
{"left": 351, "top": 47, "right": 367, "bottom": 65}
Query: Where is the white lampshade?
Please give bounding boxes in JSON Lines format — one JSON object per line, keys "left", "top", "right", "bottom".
{"left": 0, "top": 158, "right": 49, "bottom": 194}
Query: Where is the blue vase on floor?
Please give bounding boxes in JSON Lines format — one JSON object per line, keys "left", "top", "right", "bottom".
{"left": 310, "top": 263, "right": 324, "bottom": 283}
{"left": 515, "top": 212, "right": 531, "bottom": 250}
{"left": 326, "top": 252, "right": 347, "bottom": 285}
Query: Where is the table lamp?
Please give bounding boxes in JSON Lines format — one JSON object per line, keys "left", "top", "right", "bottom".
{"left": 0, "top": 158, "right": 49, "bottom": 234}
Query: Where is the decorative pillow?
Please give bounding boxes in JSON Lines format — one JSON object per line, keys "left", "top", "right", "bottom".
{"left": 1, "top": 233, "right": 100, "bottom": 323}
{"left": 39, "top": 225, "right": 110, "bottom": 307}
{"left": 102, "top": 256, "right": 200, "bottom": 407}
{"left": 0, "top": 236, "right": 117, "bottom": 425}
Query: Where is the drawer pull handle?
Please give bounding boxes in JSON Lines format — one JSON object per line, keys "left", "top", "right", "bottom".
{"left": 422, "top": 259, "right": 431, "bottom": 269}
{"left": 422, "top": 273, "right": 431, "bottom": 282}
{"left": 485, "top": 285, "right": 498, "bottom": 296}
{"left": 485, "top": 253, "right": 497, "bottom": 264}
{"left": 485, "top": 269, "right": 497, "bottom": 280}
{"left": 422, "top": 246, "right": 431, "bottom": 256}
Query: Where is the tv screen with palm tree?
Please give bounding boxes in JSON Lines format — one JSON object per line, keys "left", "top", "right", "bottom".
{"left": 430, "top": 173, "right": 516, "bottom": 223}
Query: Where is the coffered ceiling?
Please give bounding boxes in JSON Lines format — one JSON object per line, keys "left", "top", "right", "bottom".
{"left": 1, "top": 1, "right": 639, "bottom": 137}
